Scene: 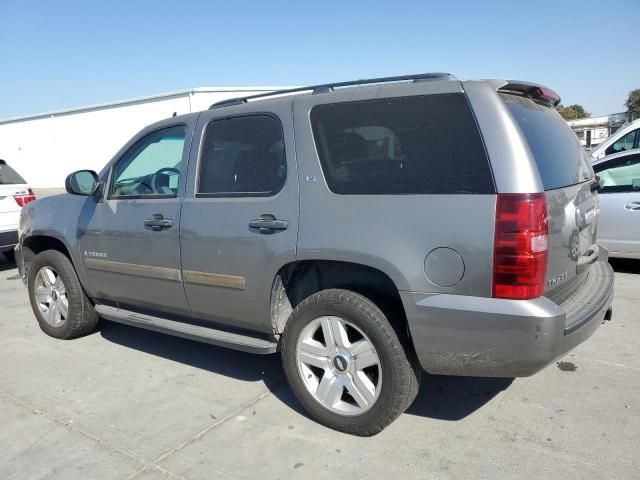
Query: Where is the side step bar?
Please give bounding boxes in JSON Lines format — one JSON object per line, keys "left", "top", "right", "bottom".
{"left": 95, "top": 305, "right": 278, "bottom": 354}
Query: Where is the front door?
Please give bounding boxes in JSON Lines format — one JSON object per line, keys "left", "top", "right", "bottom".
{"left": 594, "top": 153, "right": 640, "bottom": 256}
{"left": 180, "top": 103, "right": 298, "bottom": 334}
{"left": 78, "top": 124, "right": 191, "bottom": 317}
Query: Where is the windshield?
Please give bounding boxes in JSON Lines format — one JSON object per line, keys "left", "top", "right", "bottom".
{"left": 501, "top": 93, "right": 593, "bottom": 190}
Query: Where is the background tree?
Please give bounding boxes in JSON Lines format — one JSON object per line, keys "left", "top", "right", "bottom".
{"left": 556, "top": 104, "right": 590, "bottom": 121}
{"left": 626, "top": 89, "right": 640, "bottom": 121}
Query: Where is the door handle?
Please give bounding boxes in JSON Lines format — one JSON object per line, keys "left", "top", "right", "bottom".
{"left": 249, "top": 215, "right": 288, "bottom": 232}
{"left": 144, "top": 214, "right": 173, "bottom": 231}
{"left": 624, "top": 202, "right": 640, "bottom": 211}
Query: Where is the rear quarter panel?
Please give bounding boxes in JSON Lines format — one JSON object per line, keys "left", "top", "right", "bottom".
{"left": 293, "top": 82, "right": 496, "bottom": 296}
{"left": 0, "top": 184, "right": 28, "bottom": 231}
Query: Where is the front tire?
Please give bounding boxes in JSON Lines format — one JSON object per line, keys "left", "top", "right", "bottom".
{"left": 28, "top": 250, "right": 98, "bottom": 339}
{"left": 281, "top": 289, "right": 420, "bottom": 436}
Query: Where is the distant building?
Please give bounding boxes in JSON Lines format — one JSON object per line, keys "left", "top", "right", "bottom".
{"left": 568, "top": 113, "right": 627, "bottom": 148}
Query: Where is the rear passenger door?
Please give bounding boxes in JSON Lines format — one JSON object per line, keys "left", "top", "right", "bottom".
{"left": 180, "top": 103, "right": 298, "bottom": 334}
{"left": 594, "top": 153, "right": 640, "bottom": 256}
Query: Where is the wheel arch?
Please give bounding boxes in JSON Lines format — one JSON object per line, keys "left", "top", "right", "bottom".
{"left": 21, "top": 233, "right": 84, "bottom": 289}
{"left": 270, "top": 260, "right": 410, "bottom": 340}
{"left": 23, "top": 234, "right": 72, "bottom": 259}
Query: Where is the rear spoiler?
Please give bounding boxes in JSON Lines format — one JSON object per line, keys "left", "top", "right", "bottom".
{"left": 497, "top": 81, "right": 561, "bottom": 107}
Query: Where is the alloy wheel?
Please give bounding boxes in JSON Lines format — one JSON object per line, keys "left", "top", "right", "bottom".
{"left": 34, "top": 266, "right": 68, "bottom": 327}
{"left": 296, "top": 316, "right": 382, "bottom": 416}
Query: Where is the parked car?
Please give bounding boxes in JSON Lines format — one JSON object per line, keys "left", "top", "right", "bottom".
{"left": 593, "top": 149, "right": 640, "bottom": 258}
{"left": 0, "top": 159, "right": 35, "bottom": 262}
{"left": 15, "top": 73, "right": 614, "bottom": 436}
{"left": 591, "top": 118, "right": 640, "bottom": 160}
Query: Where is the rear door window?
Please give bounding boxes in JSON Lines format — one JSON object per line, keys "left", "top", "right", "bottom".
{"left": 197, "top": 115, "right": 286, "bottom": 197}
{"left": 0, "top": 162, "right": 27, "bottom": 184}
{"left": 501, "top": 93, "right": 593, "bottom": 190}
{"left": 310, "top": 93, "right": 494, "bottom": 195}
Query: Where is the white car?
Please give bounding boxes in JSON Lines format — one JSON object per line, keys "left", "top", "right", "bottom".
{"left": 593, "top": 149, "right": 640, "bottom": 259}
{"left": 0, "top": 160, "right": 35, "bottom": 262}
{"left": 591, "top": 118, "right": 640, "bottom": 160}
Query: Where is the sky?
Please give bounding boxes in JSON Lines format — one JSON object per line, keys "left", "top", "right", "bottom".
{"left": 0, "top": 0, "right": 638, "bottom": 119}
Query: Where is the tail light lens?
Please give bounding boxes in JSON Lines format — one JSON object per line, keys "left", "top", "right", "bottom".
{"left": 14, "top": 188, "right": 36, "bottom": 207}
{"left": 493, "top": 193, "right": 548, "bottom": 300}
{"left": 532, "top": 87, "right": 561, "bottom": 107}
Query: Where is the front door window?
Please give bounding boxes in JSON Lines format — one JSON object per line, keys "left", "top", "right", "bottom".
{"left": 595, "top": 154, "right": 640, "bottom": 193}
{"left": 110, "top": 126, "right": 186, "bottom": 198}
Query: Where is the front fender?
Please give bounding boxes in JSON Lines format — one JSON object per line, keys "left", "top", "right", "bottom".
{"left": 19, "top": 193, "right": 99, "bottom": 292}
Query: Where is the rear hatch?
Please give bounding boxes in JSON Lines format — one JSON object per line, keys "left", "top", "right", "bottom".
{"left": 0, "top": 161, "right": 31, "bottom": 232}
{"left": 500, "top": 92, "right": 597, "bottom": 303}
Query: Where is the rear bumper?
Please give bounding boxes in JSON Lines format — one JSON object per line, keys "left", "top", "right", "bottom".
{"left": 402, "top": 251, "right": 614, "bottom": 377}
{"left": 0, "top": 229, "right": 18, "bottom": 250}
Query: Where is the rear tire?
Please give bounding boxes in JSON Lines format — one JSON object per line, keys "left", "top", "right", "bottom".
{"left": 281, "top": 288, "right": 420, "bottom": 436}
{"left": 28, "top": 250, "right": 98, "bottom": 339}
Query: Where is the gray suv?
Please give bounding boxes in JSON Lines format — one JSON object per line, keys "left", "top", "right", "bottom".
{"left": 15, "top": 73, "right": 614, "bottom": 436}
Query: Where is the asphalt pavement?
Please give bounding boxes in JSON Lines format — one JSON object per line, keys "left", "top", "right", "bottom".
{"left": 1, "top": 257, "right": 638, "bottom": 480}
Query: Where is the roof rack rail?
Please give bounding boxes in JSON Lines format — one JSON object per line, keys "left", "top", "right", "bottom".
{"left": 209, "top": 72, "right": 455, "bottom": 109}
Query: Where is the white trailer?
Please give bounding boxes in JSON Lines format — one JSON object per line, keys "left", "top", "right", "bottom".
{"left": 0, "top": 87, "right": 285, "bottom": 189}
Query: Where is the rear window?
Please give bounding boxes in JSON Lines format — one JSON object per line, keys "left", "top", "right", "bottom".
{"left": 501, "top": 93, "right": 593, "bottom": 190}
{"left": 310, "top": 93, "right": 494, "bottom": 195}
{"left": 0, "top": 161, "right": 27, "bottom": 185}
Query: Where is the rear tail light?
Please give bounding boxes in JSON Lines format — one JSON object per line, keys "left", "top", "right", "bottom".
{"left": 14, "top": 188, "right": 36, "bottom": 207}
{"left": 493, "top": 193, "right": 548, "bottom": 300}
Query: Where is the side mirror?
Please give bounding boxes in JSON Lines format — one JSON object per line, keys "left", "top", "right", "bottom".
{"left": 65, "top": 170, "right": 100, "bottom": 196}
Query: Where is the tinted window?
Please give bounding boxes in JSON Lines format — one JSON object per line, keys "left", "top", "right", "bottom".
{"left": 501, "top": 93, "right": 592, "bottom": 190}
{"left": 198, "top": 115, "right": 286, "bottom": 196}
{"left": 310, "top": 94, "right": 493, "bottom": 195}
{"left": 110, "top": 126, "right": 186, "bottom": 198}
{"left": 605, "top": 129, "right": 638, "bottom": 156}
{"left": 0, "top": 161, "right": 27, "bottom": 184}
{"left": 594, "top": 154, "right": 640, "bottom": 193}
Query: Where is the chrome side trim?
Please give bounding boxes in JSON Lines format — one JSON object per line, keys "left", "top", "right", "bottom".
{"left": 85, "top": 259, "right": 181, "bottom": 282}
{"left": 183, "top": 270, "right": 246, "bottom": 290}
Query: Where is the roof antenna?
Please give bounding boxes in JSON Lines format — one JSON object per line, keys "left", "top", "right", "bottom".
{"left": 172, "top": 112, "right": 177, "bottom": 117}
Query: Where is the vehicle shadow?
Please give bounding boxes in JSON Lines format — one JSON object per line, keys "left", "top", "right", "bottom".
{"left": 406, "top": 374, "right": 512, "bottom": 420}
{"left": 0, "top": 258, "right": 17, "bottom": 273}
{"left": 609, "top": 258, "right": 640, "bottom": 274}
{"left": 99, "top": 321, "right": 512, "bottom": 422}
